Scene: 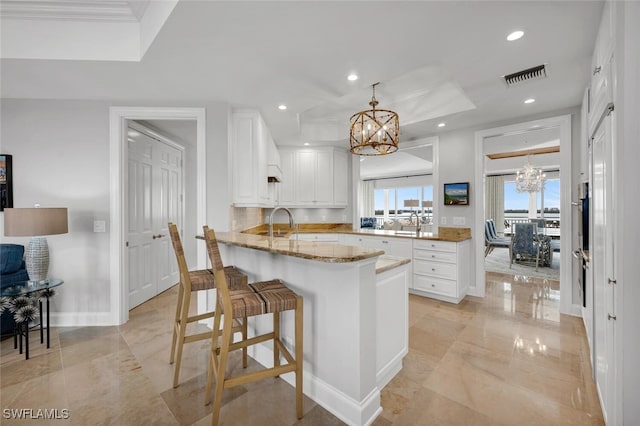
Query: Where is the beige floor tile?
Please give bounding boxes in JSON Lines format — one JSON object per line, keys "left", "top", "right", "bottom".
{"left": 0, "top": 273, "right": 603, "bottom": 426}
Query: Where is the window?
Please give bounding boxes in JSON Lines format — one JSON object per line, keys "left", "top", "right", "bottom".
{"left": 373, "top": 184, "right": 432, "bottom": 223}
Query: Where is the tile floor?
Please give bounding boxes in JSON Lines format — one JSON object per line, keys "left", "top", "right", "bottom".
{"left": 1, "top": 272, "right": 603, "bottom": 425}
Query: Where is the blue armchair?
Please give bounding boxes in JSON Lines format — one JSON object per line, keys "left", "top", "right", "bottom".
{"left": 1, "top": 244, "right": 30, "bottom": 336}
{"left": 510, "top": 223, "right": 550, "bottom": 271}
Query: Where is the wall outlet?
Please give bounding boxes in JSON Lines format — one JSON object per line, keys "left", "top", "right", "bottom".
{"left": 453, "top": 216, "right": 465, "bottom": 225}
{"left": 441, "top": 217, "right": 447, "bottom": 225}
{"left": 93, "top": 220, "right": 106, "bottom": 233}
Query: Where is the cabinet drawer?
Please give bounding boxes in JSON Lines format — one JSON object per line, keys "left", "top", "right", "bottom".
{"left": 413, "top": 259, "right": 457, "bottom": 280}
{"left": 413, "top": 239, "right": 456, "bottom": 252}
{"left": 413, "top": 249, "right": 456, "bottom": 263}
{"left": 413, "top": 275, "right": 456, "bottom": 297}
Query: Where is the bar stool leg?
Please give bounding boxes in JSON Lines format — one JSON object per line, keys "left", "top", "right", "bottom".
{"left": 273, "top": 311, "right": 280, "bottom": 375}
{"left": 211, "top": 318, "right": 232, "bottom": 426}
{"left": 24, "top": 322, "right": 30, "bottom": 360}
{"left": 169, "top": 283, "right": 184, "bottom": 364}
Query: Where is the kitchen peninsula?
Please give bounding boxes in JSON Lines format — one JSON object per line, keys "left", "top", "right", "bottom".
{"left": 200, "top": 225, "right": 470, "bottom": 425}
{"left": 204, "top": 231, "right": 409, "bottom": 426}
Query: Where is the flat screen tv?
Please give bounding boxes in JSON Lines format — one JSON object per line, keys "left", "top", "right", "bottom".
{"left": 443, "top": 182, "right": 469, "bottom": 205}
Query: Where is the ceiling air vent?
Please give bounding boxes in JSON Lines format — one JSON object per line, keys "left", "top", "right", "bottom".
{"left": 503, "top": 64, "right": 548, "bottom": 87}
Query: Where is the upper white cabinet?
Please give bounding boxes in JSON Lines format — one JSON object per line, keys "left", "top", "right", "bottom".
{"left": 231, "top": 110, "right": 273, "bottom": 207}
{"left": 588, "top": 1, "right": 615, "bottom": 138}
{"left": 278, "top": 147, "right": 349, "bottom": 208}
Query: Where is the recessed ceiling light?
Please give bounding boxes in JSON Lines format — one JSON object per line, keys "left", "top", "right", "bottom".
{"left": 507, "top": 30, "right": 524, "bottom": 41}
{"left": 524, "top": 98, "right": 536, "bottom": 104}
{"left": 278, "top": 104, "right": 287, "bottom": 110}
{"left": 304, "top": 142, "right": 310, "bottom": 146}
{"left": 347, "top": 74, "right": 358, "bottom": 81}
{"left": 437, "top": 122, "right": 446, "bottom": 128}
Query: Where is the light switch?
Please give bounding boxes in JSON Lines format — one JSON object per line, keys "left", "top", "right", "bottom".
{"left": 94, "top": 220, "right": 106, "bottom": 233}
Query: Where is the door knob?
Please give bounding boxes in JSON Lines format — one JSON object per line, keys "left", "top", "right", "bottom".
{"left": 152, "top": 234, "right": 165, "bottom": 240}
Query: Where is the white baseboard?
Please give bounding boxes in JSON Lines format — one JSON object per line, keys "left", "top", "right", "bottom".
{"left": 50, "top": 312, "right": 113, "bottom": 327}
{"left": 250, "top": 343, "right": 382, "bottom": 426}
{"left": 376, "top": 349, "right": 406, "bottom": 389}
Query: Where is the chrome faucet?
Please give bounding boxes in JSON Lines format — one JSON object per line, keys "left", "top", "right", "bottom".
{"left": 268, "top": 207, "right": 298, "bottom": 239}
{"left": 409, "top": 211, "right": 420, "bottom": 236}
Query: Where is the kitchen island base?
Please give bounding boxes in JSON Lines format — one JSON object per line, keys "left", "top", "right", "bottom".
{"left": 212, "top": 239, "right": 408, "bottom": 426}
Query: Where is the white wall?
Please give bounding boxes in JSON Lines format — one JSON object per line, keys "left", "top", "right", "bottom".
{"left": 0, "top": 98, "right": 231, "bottom": 325}
{"left": 1, "top": 100, "right": 112, "bottom": 318}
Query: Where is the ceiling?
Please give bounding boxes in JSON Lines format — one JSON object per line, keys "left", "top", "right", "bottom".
{"left": 1, "top": 1, "right": 603, "bottom": 148}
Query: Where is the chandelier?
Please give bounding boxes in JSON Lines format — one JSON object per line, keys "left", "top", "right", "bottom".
{"left": 349, "top": 83, "right": 399, "bottom": 156}
{"left": 515, "top": 156, "right": 546, "bottom": 193}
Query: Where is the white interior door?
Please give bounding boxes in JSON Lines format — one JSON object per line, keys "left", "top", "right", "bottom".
{"left": 591, "top": 113, "right": 616, "bottom": 424}
{"left": 127, "top": 124, "right": 182, "bottom": 308}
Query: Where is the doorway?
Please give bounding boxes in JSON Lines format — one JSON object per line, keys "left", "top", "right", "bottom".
{"left": 109, "top": 107, "right": 206, "bottom": 325}
{"left": 474, "top": 114, "right": 575, "bottom": 315}
{"left": 126, "top": 121, "right": 184, "bottom": 308}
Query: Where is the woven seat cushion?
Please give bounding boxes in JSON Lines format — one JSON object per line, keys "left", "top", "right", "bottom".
{"left": 226, "top": 287, "right": 266, "bottom": 318}
{"left": 251, "top": 279, "right": 299, "bottom": 313}
{"left": 189, "top": 266, "right": 248, "bottom": 292}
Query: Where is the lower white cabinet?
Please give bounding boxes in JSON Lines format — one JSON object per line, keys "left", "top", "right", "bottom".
{"left": 410, "top": 239, "right": 471, "bottom": 303}
{"left": 339, "top": 234, "right": 412, "bottom": 260}
{"left": 294, "top": 233, "right": 339, "bottom": 243}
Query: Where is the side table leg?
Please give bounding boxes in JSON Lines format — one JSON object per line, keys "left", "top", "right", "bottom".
{"left": 25, "top": 322, "right": 29, "bottom": 360}
{"left": 47, "top": 296, "right": 50, "bottom": 349}
{"left": 40, "top": 299, "right": 44, "bottom": 344}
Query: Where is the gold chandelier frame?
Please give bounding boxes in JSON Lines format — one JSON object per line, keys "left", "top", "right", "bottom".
{"left": 349, "top": 83, "right": 399, "bottom": 156}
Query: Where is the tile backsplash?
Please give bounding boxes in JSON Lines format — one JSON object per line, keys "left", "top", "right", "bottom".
{"left": 230, "top": 207, "right": 264, "bottom": 231}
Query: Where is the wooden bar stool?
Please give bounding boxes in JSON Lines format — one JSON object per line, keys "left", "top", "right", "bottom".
{"left": 168, "top": 223, "right": 248, "bottom": 388}
{"left": 202, "top": 227, "right": 303, "bottom": 426}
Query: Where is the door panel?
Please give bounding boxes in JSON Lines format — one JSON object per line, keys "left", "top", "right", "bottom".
{"left": 128, "top": 125, "right": 183, "bottom": 308}
{"left": 592, "top": 114, "right": 615, "bottom": 424}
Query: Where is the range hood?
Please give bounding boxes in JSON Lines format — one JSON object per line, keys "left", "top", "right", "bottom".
{"left": 267, "top": 164, "right": 282, "bottom": 183}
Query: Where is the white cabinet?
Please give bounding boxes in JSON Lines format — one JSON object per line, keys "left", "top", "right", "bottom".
{"left": 333, "top": 149, "right": 349, "bottom": 206}
{"left": 341, "top": 234, "right": 412, "bottom": 260}
{"left": 410, "top": 239, "right": 471, "bottom": 304}
{"left": 278, "top": 147, "right": 349, "bottom": 207}
{"left": 294, "top": 233, "right": 339, "bottom": 243}
{"left": 231, "top": 110, "right": 272, "bottom": 207}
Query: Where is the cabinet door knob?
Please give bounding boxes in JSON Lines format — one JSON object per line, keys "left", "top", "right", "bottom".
{"left": 608, "top": 313, "right": 617, "bottom": 321}
{"left": 432, "top": 268, "right": 436, "bottom": 272}
{"left": 608, "top": 278, "right": 617, "bottom": 285}
{"left": 593, "top": 65, "right": 602, "bottom": 75}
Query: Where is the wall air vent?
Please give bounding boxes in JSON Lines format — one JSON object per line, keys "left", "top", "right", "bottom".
{"left": 503, "top": 64, "right": 548, "bottom": 87}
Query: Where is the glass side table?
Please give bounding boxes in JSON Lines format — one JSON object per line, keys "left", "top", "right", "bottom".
{"left": 1, "top": 279, "right": 64, "bottom": 360}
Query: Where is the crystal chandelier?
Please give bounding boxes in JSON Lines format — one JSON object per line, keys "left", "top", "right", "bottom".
{"left": 515, "top": 156, "right": 546, "bottom": 193}
{"left": 349, "top": 83, "right": 399, "bottom": 156}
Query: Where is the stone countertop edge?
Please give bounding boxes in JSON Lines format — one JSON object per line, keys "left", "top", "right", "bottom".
{"left": 207, "top": 232, "right": 384, "bottom": 263}
{"left": 241, "top": 224, "right": 472, "bottom": 242}
{"left": 375, "top": 255, "right": 411, "bottom": 274}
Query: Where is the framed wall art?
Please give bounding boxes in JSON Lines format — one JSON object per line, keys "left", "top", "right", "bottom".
{"left": 0, "top": 154, "right": 13, "bottom": 211}
{"left": 443, "top": 182, "right": 469, "bottom": 206}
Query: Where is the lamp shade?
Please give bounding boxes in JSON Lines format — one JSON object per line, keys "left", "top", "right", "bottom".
{"left": 4, "top": 208, "right": 68, "bottom": 237}
{"left": 403, "top": 199, "right": 419, "bottom": 208}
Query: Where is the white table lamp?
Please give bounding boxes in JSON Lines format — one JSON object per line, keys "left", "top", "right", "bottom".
{"left": 4, "top": 207, "right": 68, "bottom": 282}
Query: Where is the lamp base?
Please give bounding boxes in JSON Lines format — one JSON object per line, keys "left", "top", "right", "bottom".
{"left": 26, "top": 237, "right": 49, "bottom": 282}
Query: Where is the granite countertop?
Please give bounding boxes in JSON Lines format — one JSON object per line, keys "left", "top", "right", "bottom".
{"left": 375, "top": 255, "right": 411, "bottom": 274}
{"left": 211, "top": 232, "right": 384, "bottom": 263}
{"left": 242, "top": 224, "right": 472, "bottom": 242}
